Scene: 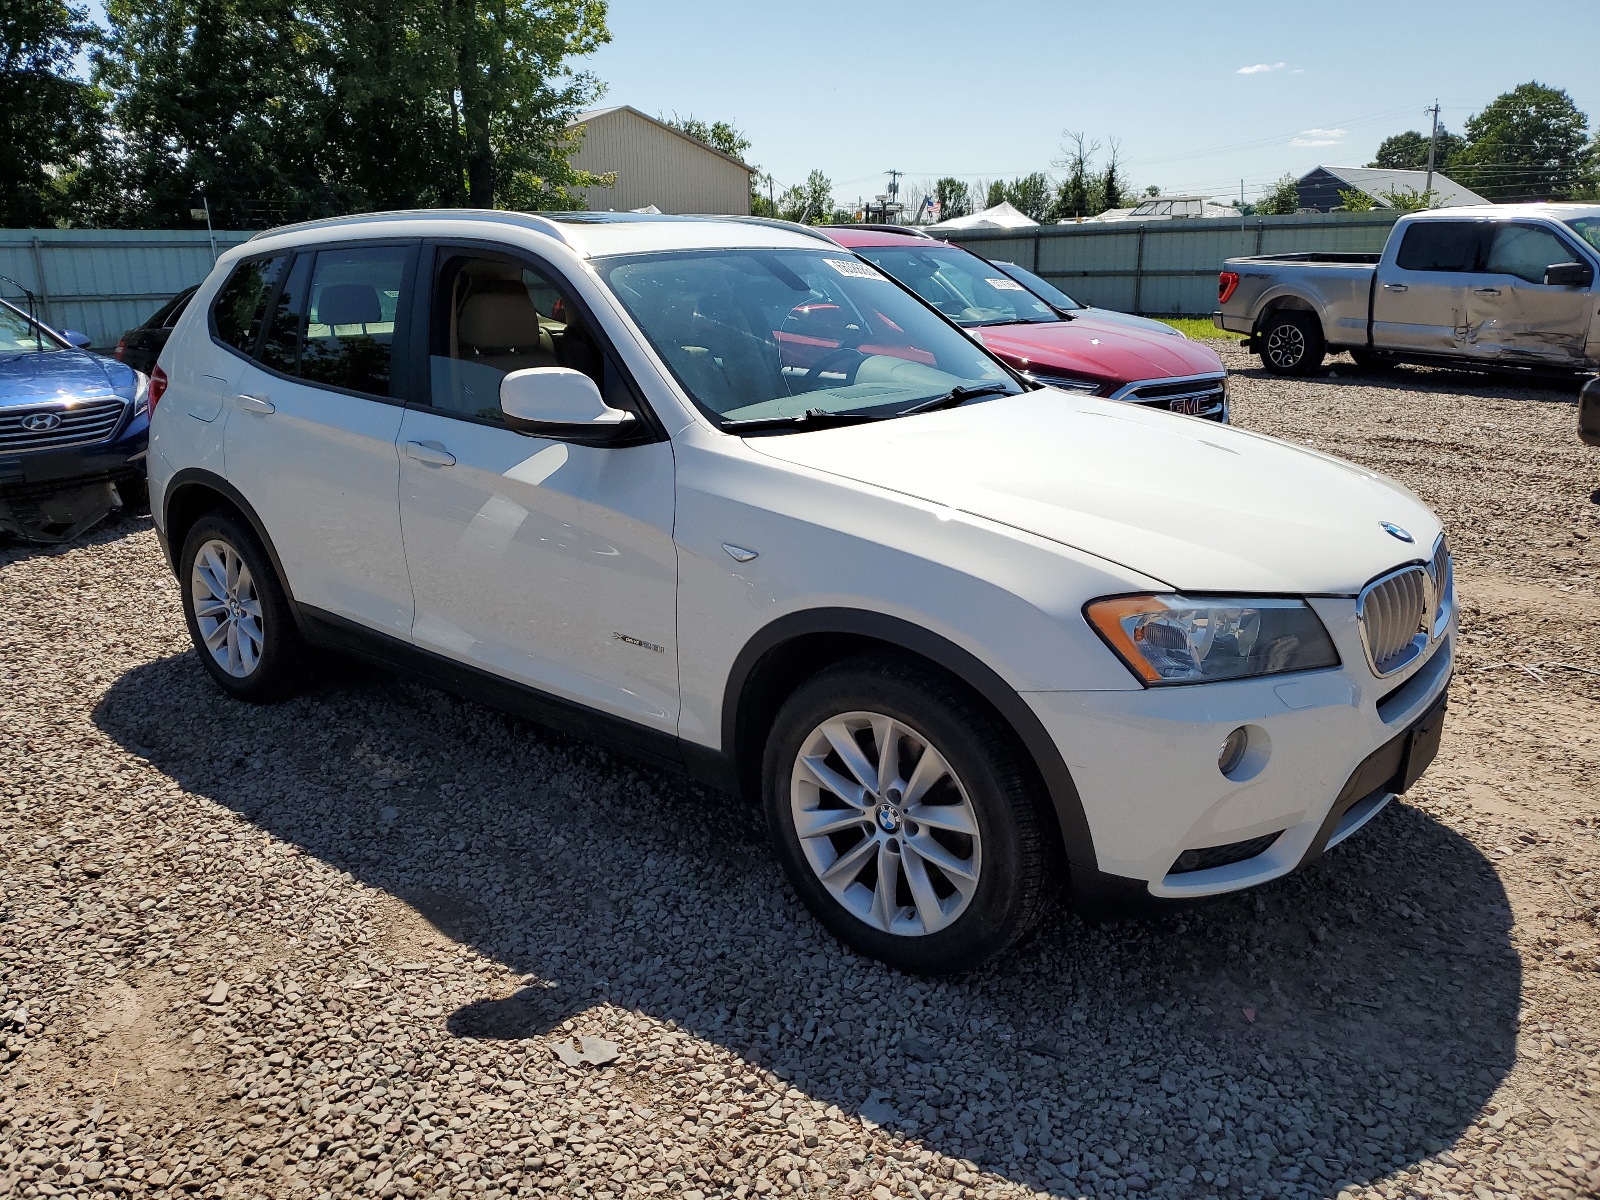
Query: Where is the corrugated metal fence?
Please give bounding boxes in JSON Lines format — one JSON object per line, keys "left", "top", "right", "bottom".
{"left": 0, "top": 229, "right": 256, "bottom": 351}
{"left": 941, "top": 212, "right": 1401, "bottom": 315}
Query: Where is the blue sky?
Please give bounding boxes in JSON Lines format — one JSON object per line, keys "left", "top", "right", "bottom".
{"left": 579, "top": 0, "right": 1600, "bottom": 207}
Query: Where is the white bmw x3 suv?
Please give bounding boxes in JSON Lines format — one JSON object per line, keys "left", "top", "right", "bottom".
{"left": 147, "top": 210, "right": 1453, "bottom": 974}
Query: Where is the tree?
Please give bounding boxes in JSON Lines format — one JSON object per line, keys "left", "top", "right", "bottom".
{"left": 933, "top": 177, "right": 971, "bottom": 221}
{"left": 1369, "top": 128, "right": 1465, "bottom": 171}
{"left": 1337, "top": 187, "right": 1376, "bottom": 212}
{"left": 662, "top": 113, "right": 751, "bottom": 163}
{"left": 1, "top": 0, "right": 107, "bottom": 227}
{"left": 1050, "top": 131, "right": 1098, "bottom": 221}
{"left": 1093, "top": 138, "right": 1127, "bottom": 214}
{"left": 1003, "top": 172, "right": 1052, "bottom": 221}
{"left": 776, "top": 169, "right": 832, "bottom": 224}
{"left": 1451, "top": 81, "right": 1591, "bottom": 201}
{"left": 1255, "top": 173, "right": 1301, "bottom": 215}
{"left": 983, "top": 179, "right": 1006, "bottom": 209}
{"left": 1375, "top": 185, "right": 1442, "bottom": 212}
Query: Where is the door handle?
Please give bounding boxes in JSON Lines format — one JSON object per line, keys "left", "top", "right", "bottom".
{"left": 1381, "top": 283, "right": 1408, "bottom": 292}
{"left": 1473, "top": 287, "right": 1502, "bottom": 296}
{"left": 235, "top": 393, "right": 275, "bottom": 414}
{"left": 405, "top": 440, "right": 456, "bottom": 467}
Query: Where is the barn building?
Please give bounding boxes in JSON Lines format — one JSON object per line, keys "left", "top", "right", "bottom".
{"left": 1296, "top": 166, "right": 1488, "bottom": 213}
{"left": 567, "top": 106, "right": 753, "bottom": 215}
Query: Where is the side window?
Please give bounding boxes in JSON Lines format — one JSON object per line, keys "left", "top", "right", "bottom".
{"left": 1395, "top": 222, "right": 1484, "bottom": 273}
{"left": 212, "top": 256, "right": 286, "bottom": 353}
{"left": 426, "top": 253, "right": 623, "bottom": 425}
{"left": 298, "top": 246, "right": 410, "bottom": 396}
{"left": 256, "top": 254, "right": 311, "bottom": 376}
{"left": 1485, "top": 225, "right": 1579, "bottom": 284}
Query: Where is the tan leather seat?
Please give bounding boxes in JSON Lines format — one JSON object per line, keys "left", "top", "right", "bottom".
{"left": 456, "top": 282, "right": 557, "bottom": 372}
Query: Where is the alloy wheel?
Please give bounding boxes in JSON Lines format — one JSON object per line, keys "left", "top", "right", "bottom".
{"left": 789, "top": 710, "right": 981, "bottom": 937}
{"left": 1265, "top": 323, "right": 1306, "bottom": 369}
{"left": 190, "top": 538, "right": 264, "bottom": 678}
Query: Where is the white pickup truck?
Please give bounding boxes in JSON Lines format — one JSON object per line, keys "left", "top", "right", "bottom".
{"left": 1213, "top": 204, "right": 1600, "bottom": 376}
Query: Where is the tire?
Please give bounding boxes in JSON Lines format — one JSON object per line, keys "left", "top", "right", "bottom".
{"left": 116, "top": 476, "right": 150, "bottom": 516}
{"left": 1349, "top": 348, "right": 1396, "bottom": 372}
{"left": 1258, "top": 311, "right": 1325, "bottom": 375}
{"left": 178, "top": 509, "right": 305, "bottom": 702}
{"left": 762, "top": 654, "right": 1054, "bottom": 974}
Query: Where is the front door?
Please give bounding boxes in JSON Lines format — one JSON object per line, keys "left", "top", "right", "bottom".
{"left": 396, "top": 247, "right": 679, "bottom": 732}
{"left": 1372, "top": 220, "right": 1486, "bottom": 355}
{"left": 1466, "top": 222, "right": 1595, "bottom": 366}
{"left": 221, "top": 242, "right": 418, "bottom": 638}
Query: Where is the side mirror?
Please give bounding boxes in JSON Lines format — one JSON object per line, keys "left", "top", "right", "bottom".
{"left": 499, "top": 367, "right": 635, "bottom": 444}
{"left": 62, "top": 330, "right": 92, "bottom": 349}
{"left": 1544, "top": 261, "right": 1593, "bottom": 287}
{"left": 1580, "top": 376, "right": 1600, "bottom": 448}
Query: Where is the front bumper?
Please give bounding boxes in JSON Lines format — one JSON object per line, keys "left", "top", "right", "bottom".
{"left": 1027, "top": 595, "right": 1454, "bottom": 900}
{"left": 0, "top": 420, "right": 149, "bottom": 495}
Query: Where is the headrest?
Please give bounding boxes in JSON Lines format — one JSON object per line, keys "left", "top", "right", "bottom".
{"left": 316, "top": 283, "right": 381, "bottom": 327}
{"left": 458, "top": 284, "right": 542, "bottom": 350}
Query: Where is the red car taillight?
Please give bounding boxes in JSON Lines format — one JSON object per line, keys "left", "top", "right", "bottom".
{"left": 148, "top": 365, "right": 169, "bottom": 418}
{"left": 1218, "top": 271, "right": 1240, "bottom": 304}
{"left": 114, "top": 338, "right": 127, "bottom": 361}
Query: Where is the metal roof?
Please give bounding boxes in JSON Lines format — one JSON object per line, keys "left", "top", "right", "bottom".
{"left": 1304, "top": 166, "right": 1488, "bottom": 209}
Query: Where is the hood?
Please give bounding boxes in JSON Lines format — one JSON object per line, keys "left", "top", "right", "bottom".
{"left": 0, "top": 349, "right": 130, "bottom": 409}
{"left": 746, "top": 391, "right": 1440, "bottom": 595}
{"left": 1071, "top": 307, "right": 1189, "bottom": 339}
{"left": 973, "top": 319, "right": 1224, "bottom": 386}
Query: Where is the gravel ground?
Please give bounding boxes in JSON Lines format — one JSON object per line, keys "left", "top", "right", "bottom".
{"left": 3, "top": 346, "right": 1599, "bottom": 1200}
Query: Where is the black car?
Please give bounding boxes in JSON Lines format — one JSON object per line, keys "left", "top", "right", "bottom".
{"left": 114, "top": 286, "right": 197, "bottom": 375}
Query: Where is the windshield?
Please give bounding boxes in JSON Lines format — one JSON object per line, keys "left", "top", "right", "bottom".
{"left": 594, "top": 248, "right": 1019, "bottom": 425}
{"left": 992, "top": 261, "right": 1084, "bottom": 311}
{"left": 847, "top": 242, "right": 1063, "bottom": 327}
{"left": 0, "top": 303, "right": 62, "bottom": 356}
{"left": 1565, "top": 217, "right": 1600, "bottom": 253}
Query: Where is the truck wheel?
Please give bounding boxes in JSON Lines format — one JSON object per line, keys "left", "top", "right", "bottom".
{"left": 1259, "top": 312, "right": 1325, "bottom": 376}
{"left": 762, "top": 654, "right": 1054, "bottom": 975}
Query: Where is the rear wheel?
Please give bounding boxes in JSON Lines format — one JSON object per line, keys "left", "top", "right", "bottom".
{"left": 178, "top": 510, "right": 305, "bottom": 701}
{"left": 1259, "top": 312, "right": 1325, "bottom": 375}
{"left": 762, "top": 654, "right": 1053, "bottom": 974}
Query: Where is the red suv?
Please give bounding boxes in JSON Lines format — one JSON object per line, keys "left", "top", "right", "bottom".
{"left": 824, "top": 226, "right": 1229, "bottom": 421}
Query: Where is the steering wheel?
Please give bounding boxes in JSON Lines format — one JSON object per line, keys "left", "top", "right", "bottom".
{"left": 803, "top": 345, "right": 868, "bottom": 386}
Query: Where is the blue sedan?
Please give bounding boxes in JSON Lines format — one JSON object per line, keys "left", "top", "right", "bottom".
{"left": 1, "top": 298, "right": 150, "bottom": 540}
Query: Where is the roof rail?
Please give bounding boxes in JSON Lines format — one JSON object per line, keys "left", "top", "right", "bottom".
{"left": 690, "top": 214, "right": 837, "bottom": 243}
{"left": 249, "top": 208, "right": 571, "bottom": 246}
{"left": 821, "top": 223, "right": 937, "bottom": 239}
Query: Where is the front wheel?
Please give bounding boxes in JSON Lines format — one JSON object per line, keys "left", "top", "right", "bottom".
{"left": 762, "top": 655, "right": 1054, "bottom": 974}
{"left": 178, "top": 510, "right": 306, "bottom": 701}
{"left": 1259, "top": 312, "right": 1326, "bottom": 375}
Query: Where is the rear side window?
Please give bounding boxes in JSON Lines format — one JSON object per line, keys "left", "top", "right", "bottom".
{"left": 251, "top": 245, "right": 413, "bottom": 398}
{"left": 1395, "top": 222, "right": 1484, "bottom": 273}
{"left": 1485, "top": 224, "right": 1579, "bottom": 284}
{"left": 212, "top": 257, "right": 286, "bottom": 352}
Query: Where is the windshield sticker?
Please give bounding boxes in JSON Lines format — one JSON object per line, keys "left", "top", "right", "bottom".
{"left": 985, "top": 277, "right": 1026, "bottom": 291}
{"left": 824, "top": 258, "right": 882, "bottom": 279}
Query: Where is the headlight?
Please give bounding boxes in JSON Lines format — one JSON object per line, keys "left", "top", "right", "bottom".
{"left": 1025, "top": 372, "right": 1101, "bottom": 394}
{"left": 1085, "top": 594, "right": 1339, "bottom": 686}
{"left": 131, "top": 371, "right": 150, "bottom": 415}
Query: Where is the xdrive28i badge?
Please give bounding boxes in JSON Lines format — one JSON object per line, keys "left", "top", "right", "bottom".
{"left": 1381, "top": 522, "right": 1414, "bottom": 543}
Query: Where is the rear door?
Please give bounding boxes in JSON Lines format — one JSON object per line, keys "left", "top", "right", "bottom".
{"left": 1372, "top": 220, "right": 1486, "bottom": 354}
{"left": 1466, "top": 222, "right": 1595, "bottom": 365}
{"left": 221, "top": 241, "right": 418, "bottom": 639}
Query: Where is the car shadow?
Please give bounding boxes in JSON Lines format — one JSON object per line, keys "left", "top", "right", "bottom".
{"left": 94, "top": 652, "right": 1520, "bottom": 1196}
{"left": 1232, "top": 354, "right": 1584, "bottom": 403}
{"left": 0, "top": 505, "right": 152, "bottom": 563}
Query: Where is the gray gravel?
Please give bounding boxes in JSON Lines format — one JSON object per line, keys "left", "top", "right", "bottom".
{"left": 3, "top": 346, "right": 1600, "bottom": 1200}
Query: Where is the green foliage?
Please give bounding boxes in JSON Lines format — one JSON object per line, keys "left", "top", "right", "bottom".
{"left": 1096, "top": 140, "right": 1127, "bottom": 213}
{"left": 933, "top": 177, "right": 971, "bottom": 221}
{"left": 88, "top": 0, "right": 609, "bottom": 227}
{"left": 1369, "top": 128, "right": 1465, "bottom": 171}
{"left": 662, "top": 114, "right": 752, "bottom": 163}
{"left": 1050, "top": 131, "right": 1097, "bottom": 221}
{"left": 1256, "top": 173, "right": 1301, "bottom": 216}
{"left": 776, "top": 169, "right": 832, "bottom": 225}
{"left": 1449, "top": 81, "right": 1591, "bottom": 201}
{"left": 1374, "top": 186, "right": 1442, "bottom": 213}
{"left": 1337, "top": 187, "right": 1376, "bottom": 212}
{"left": 983, "top": 180, "right": 1006, "bottom": 209}
{"left": 1, "top": 0, "right": 107, "bottom": 227}
{"left": 996, "top": 172, "right": 1051, "bottom": 222}
{"left": 1157, "top": 317, "right": 1236, "bottom": 340}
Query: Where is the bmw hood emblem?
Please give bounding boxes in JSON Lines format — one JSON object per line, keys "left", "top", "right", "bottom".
{"left": 1380, "top": 522, "right": 1414, "bottom": 543}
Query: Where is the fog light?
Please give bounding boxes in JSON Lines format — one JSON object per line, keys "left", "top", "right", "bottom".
{"left": 1218, "top": 727, "right": 1249, "bottom": 776}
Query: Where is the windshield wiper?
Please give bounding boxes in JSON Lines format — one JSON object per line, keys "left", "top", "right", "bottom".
{"left": 895, "top": 383, "right": 1018, "bottom": 417}
{"left": 722, "top": 407, "right": 886, "bottom": 434}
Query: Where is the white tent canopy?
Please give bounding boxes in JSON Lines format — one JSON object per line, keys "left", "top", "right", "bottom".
{"left": 926, "top": 201, "right": 1039, "bottom": 232}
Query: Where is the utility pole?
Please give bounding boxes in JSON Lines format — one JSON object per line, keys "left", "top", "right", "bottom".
{"left": 1425, "top": 100, "right": 1441, "bottom": 193}
{"left": 885, "top": 169, "right": 902, "bottom": 224}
